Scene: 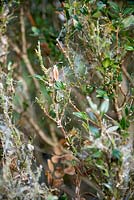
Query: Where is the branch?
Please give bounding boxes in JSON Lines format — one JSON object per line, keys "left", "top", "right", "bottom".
{"left": 9, "top": 8, "right": 40, "bottom": 90}
{"left": 43, "top": 107, "right": 67, "bottom": 138}
{"left": 9, "top": 39, "right": 40, "bottom": 90}
{"left": 20, "top": 7, "right": 40, "bottom": 90}
{"left": 113, "top": 92, "right": 122, "bottom": 121}
{"left": 24, "top": 114, "right": 56, "bottom": 147}
{"left": 122, "top": 64, "right": 134, "bottom": 88}
{"left": 20, "top": 7, "right": 27, "bottom": 55}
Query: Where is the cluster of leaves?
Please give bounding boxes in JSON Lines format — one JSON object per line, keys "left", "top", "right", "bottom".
{"left": 36, "top": 0, "right": 134, "bottom": 199}
{"left": 1, "top": 0, "right": 134, "bottom": 200}
{"left": 0, "top": 1, "right": 59, "bottom": 200}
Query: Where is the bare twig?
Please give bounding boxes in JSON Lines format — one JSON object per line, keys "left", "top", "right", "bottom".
{"left": 75, "top": 175, "right": 81, "bottom": 200}
{"left": 81, "top": 176, "right": 105, "bottom": 200}
{"left": 116, "top": 26, "right": 119, "bottom": 54}
{"left": 113, "top": 93, "right": 122, "bottom": 121}
{"left": 56, "top": 39, "right": 73, "bottom": 69}
{"left": 20, "top": 7, "right": 40, "bottom": 90}
{"left": 49, "top": 124, "right": 58, "bottom": 144}
{"left": 43, "top": 107, "right": 67, "bottom": 138}
{"left": 9, "top": 8, "right": 40, "bottom": 90}
{"left": 119, "top": 84, "right": 127, "bottom": 108}
{"left": 104, "top": 113, "right": 117, "bottom": 123}
{"left": 24, "top": 114, "right": 56, "bottom": 147}
{"left": 26, "top": 11, "right": 36, "bottom": 27}
{"left": 122, "top": 64, "right": 134, "bottom": 88}
{"left": 9, "top": 39, "right": 40, "bottom": 90}
{"left": 20, "top": 8, "right": 27, "bottom": 55}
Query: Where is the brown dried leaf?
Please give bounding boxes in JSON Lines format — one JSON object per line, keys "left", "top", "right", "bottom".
{"left": 60, "top": 154, "right": 73, "bottom": 164}
{"left": 47, "top": 159, "right": 54, "bottom": 173}
{"left": 46, "top": 171, "right": 53, "bottom": 185}
{"left": 53, "top": 146, "right": 62, "bottom": 155}
{"left": 52, "top": 178, "right": 63, "bottom": 188}
{"left": 83, "top": 140, "right": 92, "bottom": 146}
{"left": 40, "top": 42, "right": 51, "bottom": 56}
{"left": 69, "top": 129, "right": 77, "bottom": 137}
{"left": 53, "top": 65, "right": 59, "bottom": 81}
{"left": 22, "top": 174, "right": 29, "bottom": 182}
{"left": 59, "top": 138, "right": 66, "bottom": 146}
{"left": 51, "top": 155, "right": 60, "bottom": 163}
{"left": 54, "top": 167, "right": 64, "bottom": 178}
{"left": 10, "top": 157, "right": 18, "bottom": 172}
{"left": 64, "top": 166, "right": 75, "bottom": 175}
{"left": 63, "top": 153, "right": 73, "bottom": 161}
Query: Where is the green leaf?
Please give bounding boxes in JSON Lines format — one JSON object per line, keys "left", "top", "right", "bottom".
{"left": 123, "top": 8, "right": 134, "bottom": 15}
{"left": 112, "top": 149, "right": 122, "bottom": 160}
{"left": 102, "top": 58, "right": 111, "bottom": 68}
{"left": 49, "top": 110, "right": 56, "bottom": 118}
{"left": 47, "top": 195, "right": 58, "bottom": 200}
{"left": 54, "top": 81, "right": 66, "bottom": 90}
{"left": 108, "top": 1, "right": 120, "bottom": 13}
{"left": 125, "top": 45, "right": 134, "bottom": 51}
{"left": 103, "top": 183, "right": 113, "bottom": 193}
{"left": 87, "top": 110, "right": 97, "bottom": 121}
{"left": 119, "top": 117, "right": 130, "bottom": 130}
{"left": 82, "top": 121, "right": 90, "bottom": 131}
{"left": 107, "top": 126, "right": 119, "bottom": 133}
{"left": 75, "top": 22, "right": 83, "bottom": 31}
{"left": 73, "top": 112, "right": 88, "bottom": 121}
{"left": 122, "top": 132, "right": 129, "bottom": 139}
{"left": 59, "top": 193, "right": 68, "bottom": 200}
{"left": 90, "top": 126, "right": 100, "bottom": 138}
{"left": 117, "top": 72, "right": 122, "bottom": 82}
{"left": 92, "top": 11, "right": 102, "bottom": 18}
{"left": 86, "top": 85, "right": 94, "bottom": 94}
{"left": 96, "top": 89, "right": 107, "bottom": 98}
{"left": 80, "top": 6, "right": 88, "bottom": 15}
{"left": 40, "top": 83, "right": 52, "bottom": 103}
{"left": 86, "top": 96, "right": 98, "bottom": 112}
{"left": 7, "top": 61, "right": 12, "bottom": 70}
{"left": 97, "top": 1, "right": 106, "bottom": 10}
{"left": 34, "top": 74, "right": 45, "bottom": 82}
{"left": 123, "top": 15, "right": 134, "bottom": 28}
{"left": 31, "top": 26, "right": 40, "bottom": 36}
{"left": 125, "top": 105, "right": 129, "bottom": 116}
{"left": 96, "top": 164, "right": 109, "bottom": 177}
{"left": 100, "top": 98, "right": 109, "bottom": 115}
{"left": 73, "top": 16, "right": 82, "bottom": 31}
{"left": 92, "top": 150, "right": 102, "bottom": 158}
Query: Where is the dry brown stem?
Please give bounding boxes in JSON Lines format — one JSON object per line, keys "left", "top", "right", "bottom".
{"left": 9, "top": 8, "right": 40, "bottom": 90}
{"left": 113, "top": 91, "right": 122, "bottom": 121}
{"left": 122, "top": 64, "right": 134, "bottom": 88}
{"left": 24, "top": 114, "right": 56, "bottom": 147}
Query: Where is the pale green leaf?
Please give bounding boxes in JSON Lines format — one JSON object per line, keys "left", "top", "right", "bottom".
{"left": 100, "top": 98, "right": 109, "bottom": 115}
{"left": 87, "top": 96, "right": 98, "bottom": 112}
{"left": 107, "top": 126, "right": 119, "bottom": 133}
